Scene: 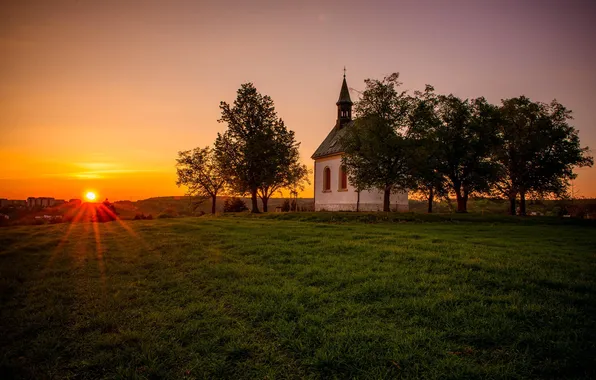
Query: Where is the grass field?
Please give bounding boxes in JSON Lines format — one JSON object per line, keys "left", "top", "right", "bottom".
{"left": 1, "top": 215, "right": 595, "bottom": 379}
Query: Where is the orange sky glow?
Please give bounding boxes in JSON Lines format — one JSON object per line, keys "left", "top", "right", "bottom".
{"left": 1, "top": 0, "right": 595, "bottom": 200}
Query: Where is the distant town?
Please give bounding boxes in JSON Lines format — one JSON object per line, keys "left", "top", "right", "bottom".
{"left": 0, "top": 197, "right": 82, "bottom": 209}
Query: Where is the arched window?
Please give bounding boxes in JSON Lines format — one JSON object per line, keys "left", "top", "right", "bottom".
{"left": 339, "top": 165, "right": 348, "bottom": 190}
{"left": 323, "top": 167, "right": 331, "bottom": 192}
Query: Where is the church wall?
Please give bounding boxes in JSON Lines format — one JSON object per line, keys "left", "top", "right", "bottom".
{"left": 314, "top": 155, "right": 408, "bottom": 212}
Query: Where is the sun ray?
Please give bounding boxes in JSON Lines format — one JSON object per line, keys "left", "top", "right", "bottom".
{"left": 45, "top": 205, "right": 87, "bottom": 270}
{"left": 92, "top": 220, "right": 107, "bottom": 293}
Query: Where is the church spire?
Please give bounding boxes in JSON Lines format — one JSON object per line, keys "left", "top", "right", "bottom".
{"left": 336, "top": 68, "right": 352, "bottom": 128}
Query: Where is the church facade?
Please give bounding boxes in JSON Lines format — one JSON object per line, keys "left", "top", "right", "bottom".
{"left": 311, "top": 75, "right": 409, "bottom": 212}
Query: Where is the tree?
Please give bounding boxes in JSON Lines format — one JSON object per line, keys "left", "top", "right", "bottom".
{"left": 497, "top": 97, "right": 593, "bottom": 215}
{"left": 406, "top": 85, "right": 448, "bottom": 213}
{"left": 215, "top": 83, "right": 306, "bottom": 213}
{"left": 340, "top": 73, "right": 411, "bottom": 212}
{"left": 434, "top": 95, "right": 500, "bottom": 213}
{"left": 176, "top": 146, "right": 226, "bottom": 214}
{"left": 256, "top": 153, "right": 309, "bottom": 213}
{"left": 342, "top": 116, "right": 411, "bottom": 212}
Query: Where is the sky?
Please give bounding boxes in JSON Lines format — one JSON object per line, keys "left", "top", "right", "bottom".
{"left": 1, "top": 0, "right": 595, "bottom": 201}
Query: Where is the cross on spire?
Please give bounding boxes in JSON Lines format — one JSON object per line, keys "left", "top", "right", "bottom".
{"left": 343, "top": 66, "right": 346, "bottom": 78}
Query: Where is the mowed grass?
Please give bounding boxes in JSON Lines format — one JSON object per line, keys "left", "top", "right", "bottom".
{"left": 0, "top": 216, "right": 595, "bottom": 379}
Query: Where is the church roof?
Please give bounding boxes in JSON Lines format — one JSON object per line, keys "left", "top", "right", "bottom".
{"left": 336, "top": 77, "right": 352, "bottom": 104}
{"left": 311, "top": 120, "right": 355, "bottom": 159}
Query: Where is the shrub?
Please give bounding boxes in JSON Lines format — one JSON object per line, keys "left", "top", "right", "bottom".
{"left": 281, "top": 199, "right": 291, "bottom": 212}
{"left": 224, "top": 197, "right": 248, "bottom": 213}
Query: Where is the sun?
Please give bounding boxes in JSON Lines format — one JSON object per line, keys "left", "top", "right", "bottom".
{"left": 85, "top": 191, "right": 97, "bottom": 201}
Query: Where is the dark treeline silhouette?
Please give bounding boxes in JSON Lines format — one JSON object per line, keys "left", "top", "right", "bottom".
{"left": 340, "top": 73, "right": 593, "bottom": 215}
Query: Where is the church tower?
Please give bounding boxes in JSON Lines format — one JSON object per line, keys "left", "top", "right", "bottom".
{"left": 336, "top": 70, "right": 352, "bottom": 128}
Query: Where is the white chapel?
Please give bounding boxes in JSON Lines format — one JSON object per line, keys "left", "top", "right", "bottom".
{"left": 311, "top": 74, "right": 409, "bottom": 212}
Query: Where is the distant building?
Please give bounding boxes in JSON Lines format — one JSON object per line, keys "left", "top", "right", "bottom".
{"left": 1, "top": 199, "right": 27, "bottom": 208}
{"left": 27, "top": 197, "right": 55, "bottom": 208}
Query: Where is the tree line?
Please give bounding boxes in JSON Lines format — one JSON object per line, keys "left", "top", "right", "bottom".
{"left": 176, "top": 83, "right": 309, "bottom": 214}
{"left": 341, "top": 73, "right": 593, "bottom": 214}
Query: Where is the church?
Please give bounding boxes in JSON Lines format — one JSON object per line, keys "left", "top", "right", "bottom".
{"left": 311, "top": 74, "right": 409, "bottom": 212}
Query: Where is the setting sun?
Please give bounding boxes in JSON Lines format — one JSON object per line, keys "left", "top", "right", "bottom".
{"left": 85, "top": 191, "right": 97, "bottom": 201}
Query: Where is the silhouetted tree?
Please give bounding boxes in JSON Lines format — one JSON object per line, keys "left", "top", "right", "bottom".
{"left": 215, "top": 83, "right": 306, "bottom": 212}
{"left": 434, "top": 96, "right": 500, "bottom": 213}
{"left": 407, "top": 85, "right": 448, "bottom": 213}
{"left": 340, "top": 73, "right": 411, "bottom": 211}
{"left": 496, "top": 97, "right": 593, "bottom": 215}
{"left": 176, "top": 146, "right": 226, "bottom": 214}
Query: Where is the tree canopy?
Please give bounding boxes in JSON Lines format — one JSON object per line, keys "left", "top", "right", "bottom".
{"left": 176, "top": 146, "right": 226, "bottom": 214}
{"left": 215, "top": 83, "right": 307, "bottom": 213}
{"left": 406, "top": 85, "right": 448, "bottom": 213}
{"left": 433, "top": 95, "right": 501, "bottom": 212}
{"left": 496, "top": 96, "right": 593, "bottom": 215}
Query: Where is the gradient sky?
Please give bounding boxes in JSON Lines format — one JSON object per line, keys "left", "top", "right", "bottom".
{"left": 1, "top": 0, "right": 595, "bottom": 200}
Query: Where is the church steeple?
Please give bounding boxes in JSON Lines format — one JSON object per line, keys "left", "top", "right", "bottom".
{"left": 336, "top": 68, "right": 352, "bottom": 128}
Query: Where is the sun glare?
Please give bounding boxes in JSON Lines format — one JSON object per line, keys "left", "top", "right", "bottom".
{"left": 85, "top": 191, "right": 97, "bottom": 201}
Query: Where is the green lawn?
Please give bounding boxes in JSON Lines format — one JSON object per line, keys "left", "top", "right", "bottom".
{"left": 0, "top": 216, "right": 595, "bottom": 379}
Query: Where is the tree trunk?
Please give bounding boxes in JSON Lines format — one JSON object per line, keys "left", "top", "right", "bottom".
{"left": 519, "top": 190, "right": 526, "bottom": 216}
{"left": 250, "top": 189, "right": 260, "bottom": 213}
{"left": 383, "top": 185, "right": 391, "bottom": 212}
{"left": 508, "top": 192, "right": 516, "bottom": 216}
{"left": 262, "top": 197, "right": 269, "bottom": 212}
{"left": 427, "top": 187, "right": 434, "bottom": 213}
{"left": 455, "top": 189, "right": 468, "bottom": 213}
{"left": 211, "top": 194, "right": 217, "bottom": 214}
{"left": 356, "top": 190, "right": 360, "bottom": 212}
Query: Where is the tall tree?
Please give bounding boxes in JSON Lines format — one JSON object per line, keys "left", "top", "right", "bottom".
{"left": 215, "top": 83, "right": 305, "bottom": 212}
{"left": 341, "top": 73, "right": 411, "bottom": 211}
{"left": 176, "top": 147, "right": 226, "bottom": 214}
{"left": 406, "top": 85, "right": 447, "bottom": 213}
{"left": 435, "top": 95, "right": 500, "bottom": 213}
{"left": 342, "top": 115, "right": 411, "bottom": 211}
{"left": 497, "top": 97, "right": 593, "bottom": 215}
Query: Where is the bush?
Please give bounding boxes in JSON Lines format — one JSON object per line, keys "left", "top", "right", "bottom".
{"left": 281, "top": 199, "right": 291, "bottom": 212}
{"left": 224, "top": 197, "right": 248, "bottom": 213}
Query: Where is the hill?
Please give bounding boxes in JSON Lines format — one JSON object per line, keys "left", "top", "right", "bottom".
{"left": 113, "top": 196, "right": 315, "bottom": 219}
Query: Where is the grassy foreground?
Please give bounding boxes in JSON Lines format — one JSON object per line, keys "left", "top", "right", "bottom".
{"left": 0, "top": 216, "right": 595, "bottom": 379}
